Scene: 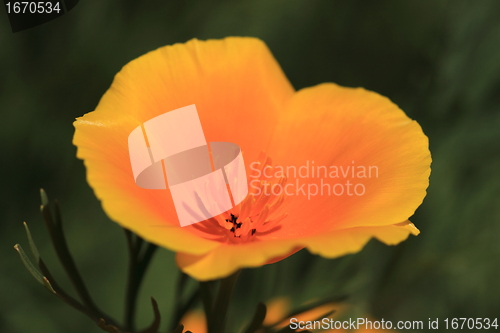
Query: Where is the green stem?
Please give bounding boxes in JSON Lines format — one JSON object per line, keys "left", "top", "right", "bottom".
{"left": 38, "top": 197, "right": 121, "bottom": 328}
{"left": 199, "top": 280, "right": 215, "bottom": 331}
{"left": 38, "top": 259, "right": 100, "bottom": 323}
{"left": 42, "top": 201, "right": 119, "bottom": 326}
{"left": 210, "top": 270, "right": 242, "bottom": 333}
{"left": 124, "top": 230, "right": 158, "bottom": 332}
{"left": 171, "top": 273, "right": 200, "bottom": 331}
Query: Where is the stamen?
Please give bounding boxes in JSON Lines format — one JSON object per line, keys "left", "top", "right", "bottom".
{"left": 191, "top": 152, "right": 288, "bottom": 243}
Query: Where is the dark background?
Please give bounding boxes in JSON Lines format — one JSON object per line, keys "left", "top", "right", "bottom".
{"left": 1, "top": 1, "right": 500, "bottom": 332}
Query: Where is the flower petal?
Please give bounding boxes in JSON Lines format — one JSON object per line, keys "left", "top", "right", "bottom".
{"left": 303, "top": 222, "right": 418, "bottom": 259}
{"left": 176, "top": 238, "right": 301, "bottom": 280}
{"left": 176, "top": 222, "right": 416, "bottom": 280}
{"left": 261, "top": 83, "right": 431, "bottom": 238}
{"left": 73, "top": 37, "right": 294, "bottom": 254}
{"left": 180, "top": 309, "right": 206, "bottom": 333}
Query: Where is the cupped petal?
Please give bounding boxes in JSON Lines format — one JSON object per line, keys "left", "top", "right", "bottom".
{"left": 176, "top": 222, "right": 417, "bottom": 280}
{"left": 176, "top": 238, "right": 302, "bottom": 280}
{"left": 262, "top": 83, "right": 431, "bottom": 238}
{"left": 302, "top": 221, "right": 419, "bottom": 259}
{"left": 73, "top": 37, "right": 294, "bottom": 254}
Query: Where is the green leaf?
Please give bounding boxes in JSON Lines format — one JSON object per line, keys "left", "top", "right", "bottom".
{"left": 267, "top": 294, "right": 347, "bottom": 328}
{"left": 139, "top": 297, "right": 161, "bottom": 333}
{"left": 243, "top": 302, "right": 267, "bottom": 333}
{"left": 14, "top": 244, "right": 44, "bottom": 285}
{"left": 42, "top": 276, "right": 57, "bottom": 294}
{"left": 23, "top": 222, "right": 40, "bottom": 264}
{"left": 40, "top": 188, "right": 49, "bottom": 207}
{"left": 14, "top": 244, "right": 56, "bottom": 294}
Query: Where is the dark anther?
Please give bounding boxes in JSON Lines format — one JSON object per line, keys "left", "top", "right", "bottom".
{"left": 226, "top": 213, "right": 257, "bottom": 237}
{"left": 228, "top": 214, "right": 242, "bottom": 237}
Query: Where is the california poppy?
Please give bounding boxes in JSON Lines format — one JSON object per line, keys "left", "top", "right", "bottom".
{"left": 73, "top": 37, "right": 431, "bottom": 281}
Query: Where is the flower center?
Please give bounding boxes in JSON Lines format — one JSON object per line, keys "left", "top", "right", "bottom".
{"left": 190, "top": 153, "right": 288, "bottom": 243}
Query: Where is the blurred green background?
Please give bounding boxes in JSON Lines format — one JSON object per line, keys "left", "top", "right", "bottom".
{"left": 1, "top": 1, "right": 500, "bottom": 332}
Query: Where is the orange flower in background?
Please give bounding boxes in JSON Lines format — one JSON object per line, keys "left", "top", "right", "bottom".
{"left": 180, "top": 297, "right": 397, "bottom": 333}
{"left": 73, "top": 37, "right": 431, "bottom": 281}
{"left": 263, "top": 297, "right": 397, "bottom": 333}
{"left": 181, "top": 309, "right": 207, "bottom": 333}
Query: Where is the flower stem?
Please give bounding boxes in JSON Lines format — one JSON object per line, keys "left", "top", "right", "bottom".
{"left": 124, "top": 229, "right": 158, "bottom": 332}
{"left": 209, "top": 270, "right": 242, "bottom": 333}
{"left": 38, "top": 258, "right": 101, "bottom": 322}
{"left": 170, "top": 272, "right": 200, "bottom": 331}
{"left": 199, "top": 280, "right": 215, "bottom": 330}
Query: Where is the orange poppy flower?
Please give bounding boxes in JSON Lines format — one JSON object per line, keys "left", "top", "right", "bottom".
{"left": 73, "top": 37, "right": 430, "bottom": 281}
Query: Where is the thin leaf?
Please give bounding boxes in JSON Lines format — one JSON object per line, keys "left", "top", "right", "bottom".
{"left": 41, "top": 201, "right": 98, "bottom": 312}
{"left": 40, "top": 188, "right": 49, "bottom": 208}
{"left": 14, "top": 244, "right": 55, "bottom": 294}
{"left": 243, "top": 302, "right": 267, "bottom": 333}
{"left": 40, "top": 198, "right": 121, "bottom": 328}
{"left": 42, "top": 276, "right": 57, "bottom": 294}
{"left": 38, "top": 258, "right": 95, "bottom": 317}
{"left": 275, "top": 308, "right": 336, "bottom": 333}
{"left": 139, "top": 297, "right": 161, "bottom": 333}
{"left": 267, "top": 294, "right": 347, "bottom": 328}
{"left": 14, "top": 244, "right": 44, "bottom": 285}
{"left": 23, "top": 222, "right": 40, "bottom": 263}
